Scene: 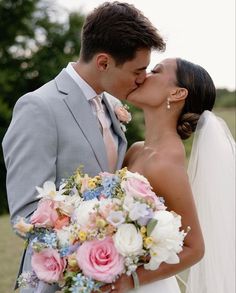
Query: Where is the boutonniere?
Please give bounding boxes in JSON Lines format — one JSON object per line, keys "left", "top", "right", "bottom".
{"left": 114, "top": 104, "right": 132, "bottom": 132}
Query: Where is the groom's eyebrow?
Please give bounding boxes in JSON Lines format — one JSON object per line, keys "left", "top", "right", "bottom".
{"left": 136, "top": 66, "right": 147, "bottom": 71}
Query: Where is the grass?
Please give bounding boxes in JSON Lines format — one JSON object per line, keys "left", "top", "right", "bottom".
{"left": 0, "top": 215, "right": 22, "bottom": 293}
{"left": 0, "top": 107, "right": 235, "bottom": 293}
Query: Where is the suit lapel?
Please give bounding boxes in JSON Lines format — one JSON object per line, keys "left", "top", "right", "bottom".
{"left": 55, "top": 70, "right": 109, "bottom": 171}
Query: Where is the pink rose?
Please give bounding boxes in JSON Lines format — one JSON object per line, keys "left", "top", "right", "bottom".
{"left": 122, "top": 173, "right": 166, "bottom": 209}
{"left": 30, "top": 199, "right": 59, "bottom": 228}
{"left": 76, "top": 237, "right": 124, "bottom": 283}
{"left": 31, "top": 248, "right": 66, "bottom": 283}
{"left": 114, "top": 106, "right": 131, "bottom": 123}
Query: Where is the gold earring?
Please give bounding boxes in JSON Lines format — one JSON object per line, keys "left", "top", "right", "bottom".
{"left": 167, "top": 98, "right": 170, "bottom": 110}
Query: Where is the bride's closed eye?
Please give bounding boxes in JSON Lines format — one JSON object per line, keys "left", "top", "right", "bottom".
{"left": 151, "top": 67, "right": 162, "bottom": 74}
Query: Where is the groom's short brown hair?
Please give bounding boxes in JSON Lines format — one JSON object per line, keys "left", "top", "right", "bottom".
{"left": 80, "top": 1, "right": 166, "bottom": 65}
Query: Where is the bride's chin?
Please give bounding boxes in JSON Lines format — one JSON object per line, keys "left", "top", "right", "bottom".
{"left": 127, "top": 92, "right": 137, "bottom": 102}
{"left": 127, "top": 94, "right": 142, "bottom": 108}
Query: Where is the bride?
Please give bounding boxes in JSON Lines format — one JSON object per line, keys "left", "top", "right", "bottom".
{"left": 102, "top": 58, "right": 235, "bottom": 293}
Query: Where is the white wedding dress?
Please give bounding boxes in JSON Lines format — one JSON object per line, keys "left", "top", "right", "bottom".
{"left": 129, "top": 276, "right": 181, "bottom": 293}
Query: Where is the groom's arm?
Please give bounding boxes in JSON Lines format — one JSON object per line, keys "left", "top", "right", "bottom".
{"left": 2, "top": 93, "right": 57, "bottom": 225}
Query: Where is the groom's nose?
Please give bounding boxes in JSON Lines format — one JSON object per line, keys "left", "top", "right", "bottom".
{"left": 135, "top": 71, "right": 147, "bottom": 85}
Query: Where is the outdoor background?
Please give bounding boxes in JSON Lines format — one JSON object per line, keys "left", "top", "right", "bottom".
{"left": 0, "top": 1, "right": 235, "bottom": 292}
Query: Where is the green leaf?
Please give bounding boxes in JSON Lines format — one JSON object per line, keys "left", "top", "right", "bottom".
{"left": 147, "top": 218, "right": 158, "bottom": 237}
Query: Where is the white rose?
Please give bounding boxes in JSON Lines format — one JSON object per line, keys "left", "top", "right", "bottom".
{"left": 144, "top": 210, "right": 185, "bottom": 270}
{"left": 150, "top": 211, "right": 183, "bottom": 244}
{"left": 113, "top": 223, "right": 143, "bottom": 256}
{"left": 73, "top": 199, "right": 98, "bottom": 227}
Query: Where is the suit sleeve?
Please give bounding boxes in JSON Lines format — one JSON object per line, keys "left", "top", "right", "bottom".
{"left": 2, "top": 93, "right": 57, "bottom": 225}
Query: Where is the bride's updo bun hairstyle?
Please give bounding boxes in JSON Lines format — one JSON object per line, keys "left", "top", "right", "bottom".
{"left": 175, "top": 58, "right": 216, "bottom": 139}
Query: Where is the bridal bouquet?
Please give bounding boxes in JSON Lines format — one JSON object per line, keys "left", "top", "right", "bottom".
{"left": 14, "top": 167, "right": 187, "bottom": 292}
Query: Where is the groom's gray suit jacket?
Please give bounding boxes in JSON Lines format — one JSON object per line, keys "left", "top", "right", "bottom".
{"left": 2, "top": 69, "right": 127, "bottom": 292}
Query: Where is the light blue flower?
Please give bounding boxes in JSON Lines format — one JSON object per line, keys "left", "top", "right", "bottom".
{"left": 83, "top": 186, "right": 104, "bottom": 200}
{"left": 101, "top": 175, "right": 119, "bottom": 197}
{"left": 69, "top": 273, "right": 101, "bottom": 293}
{"left": 42, "top": 232, "right": 57, "bottom": 248}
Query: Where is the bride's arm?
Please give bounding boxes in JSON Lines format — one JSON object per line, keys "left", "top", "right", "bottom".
{"left": 135, "top": 158, "right": 205, "bottom": 283}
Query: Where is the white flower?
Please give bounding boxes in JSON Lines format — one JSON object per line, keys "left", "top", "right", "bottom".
{"left": 123, "top": 194, "right": 135, "bottom": 211}
{"left": 56, "top": 226, "right": 73, "bottom": 247}
{"left": 107, "top": 211, "right": 125, "bottom": 227}
{"left": 144, "top": 211, "right": 185, "bottom": 270}
{"left": 36, "top": 181, "right": 65, "bottom": 200}
{"left": 113, "top": 223, "right": 143, "bottom": 256}
{"left": 73, "top": 199, "right": 98, "bottom": 227}
{"left": 57, "top": 194, "right": 82, "bottom": 216}
{"left": 129, "top": 202, "right": 149, "bottom": 221}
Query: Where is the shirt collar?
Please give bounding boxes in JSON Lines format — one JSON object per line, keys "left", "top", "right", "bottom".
{"left": 65, "top": 62, "right": 98, "bottom": 101}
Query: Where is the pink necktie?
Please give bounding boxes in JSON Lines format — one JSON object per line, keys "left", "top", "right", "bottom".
{"left": 92, "top": 96, "right": 118, "bottom": 172}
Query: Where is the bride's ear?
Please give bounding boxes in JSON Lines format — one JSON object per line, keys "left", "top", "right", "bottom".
{"left": 169, "top": 87, "right": 188, "bottom": 103}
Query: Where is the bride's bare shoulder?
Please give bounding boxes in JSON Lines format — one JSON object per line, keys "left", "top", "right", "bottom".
{"left": 123, "top": 141, "right": 144, "bottom": 166}
{"left": 145, "top": 139, "right": 186, "bottom": 174}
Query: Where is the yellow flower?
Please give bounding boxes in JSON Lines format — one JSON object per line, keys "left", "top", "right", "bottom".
{"left": 74, "top": 173, "right": 82, "bottom": 184}
{"left": 78, "top": 231, "right": 87, "bottom": 241}
{"left": 119, "top": 167, "right": 127, "bottom": 178}
{"left": 68, "top": 254, "right": 78, "bottom": 268}
{"left": 140, "top": 226, "right": 147, "bottom": 234}
{"left": 96, "top": 218, "right": 107, "bottom": 228}
{"left": 88, "top": 179, "right": 96, "bottom": 189}
{"left": 144, "top": 237, "right": 154, "bottom": 247}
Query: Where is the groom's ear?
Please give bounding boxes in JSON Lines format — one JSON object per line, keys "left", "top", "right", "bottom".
{"left": 170, "top": 87, "right": 188, "bottom": 103}
{"left": 96, "top": 53, "right": 110, "bottom": 71}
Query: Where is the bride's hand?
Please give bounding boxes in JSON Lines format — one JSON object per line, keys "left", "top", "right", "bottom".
{"left": 99, "top": 273, "right": 134, "bottom": 293}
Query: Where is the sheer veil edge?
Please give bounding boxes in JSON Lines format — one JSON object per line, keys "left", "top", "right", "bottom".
{"left": 186, "top": 110, "right": 235, "bottom": 293}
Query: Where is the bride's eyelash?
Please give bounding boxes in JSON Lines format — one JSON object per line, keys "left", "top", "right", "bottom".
{"left": 151, "top": 69, "right": 159, "bottom": 74}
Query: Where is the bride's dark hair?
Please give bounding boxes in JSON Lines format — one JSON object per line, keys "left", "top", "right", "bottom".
{"left": 176, "top": 58, "right": 216, "bottom": 139}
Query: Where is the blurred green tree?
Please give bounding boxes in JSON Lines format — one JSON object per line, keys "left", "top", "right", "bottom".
{"left": 215, "top": 88, "right": 236, "bottom": 108}
{"left": 0, "top": 0, "right": 84, "bottom": 214}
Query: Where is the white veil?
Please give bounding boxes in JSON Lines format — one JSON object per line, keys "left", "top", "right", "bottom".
{"left": 186, "top": 110, "right": 235, "bottom": 293}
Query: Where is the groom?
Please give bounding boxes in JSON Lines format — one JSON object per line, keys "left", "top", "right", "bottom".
{"left": 2, "top": 1, "right": 165, "bottom": 292}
